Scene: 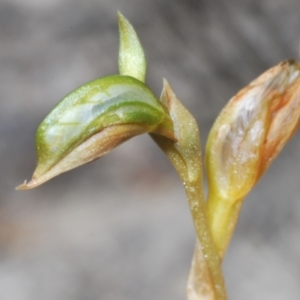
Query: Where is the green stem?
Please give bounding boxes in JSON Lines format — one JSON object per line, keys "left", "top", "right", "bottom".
{"left": 185, "top": 179, "right": 226, "bottom": 300}
{"left": 151, "top": 133, "right": 226, "bottom": 300}
{"left": 151, "top": 80, "right": 227, "bottom": 300}
{"left": 206, "top": 193, "right": 243, "bottom": 259}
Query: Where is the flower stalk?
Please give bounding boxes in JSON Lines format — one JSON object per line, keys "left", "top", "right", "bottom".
{"left": 205, "top": 60, "right": 300, "bottom": 258}
{"left": 151, "top": 80, "right": 227, "bottom": 300}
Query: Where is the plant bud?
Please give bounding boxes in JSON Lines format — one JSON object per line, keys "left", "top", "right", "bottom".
{"left": 17, "top": 75, "right": 173, "bottom": 189}
{"left": 206, "top": 60, "right": 300, "bottom": 202}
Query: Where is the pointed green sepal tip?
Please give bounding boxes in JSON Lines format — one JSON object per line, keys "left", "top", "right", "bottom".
{"left": 118, "top": 12, "right": 146, "bottom": 82}
{"left": 16, "top": 75, "right": 174, "bottom": 189}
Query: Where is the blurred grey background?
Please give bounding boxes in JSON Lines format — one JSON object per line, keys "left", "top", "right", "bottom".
{"left": 1, "top": 0, "right": 300, "bottom": 299}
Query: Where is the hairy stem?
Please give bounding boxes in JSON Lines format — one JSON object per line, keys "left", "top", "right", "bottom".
{"left": 187, "top": 241, "right": 214, "bottom": 300}
{"left": 151, "top": 80, "right": 227, "bottom": 300}
{"left": 184, "top": 179, "right": 226, "bottom": 300}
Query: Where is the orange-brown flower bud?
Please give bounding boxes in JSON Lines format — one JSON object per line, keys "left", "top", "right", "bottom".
{"left": 206, "top": 60, "right": 300, "bottom": 257}
{"left": 206, "top": 59, "right": 300, "bottom": 202}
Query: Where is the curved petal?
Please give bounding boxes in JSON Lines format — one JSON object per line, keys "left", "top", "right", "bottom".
{"left": 17, "top": 75, "right": 173, "bottom": 189}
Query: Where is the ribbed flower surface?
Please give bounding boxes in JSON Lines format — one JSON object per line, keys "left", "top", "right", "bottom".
{"left": 206, "top": 60, "right": 300, "bottom": 201}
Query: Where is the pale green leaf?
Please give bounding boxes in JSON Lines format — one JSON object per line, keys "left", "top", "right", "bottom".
{"left": 118, "top": 12, "right": 146, "bottom": 82}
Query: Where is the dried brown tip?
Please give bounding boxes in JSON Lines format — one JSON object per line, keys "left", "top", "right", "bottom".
{"left": 15, "top": 178, "right": 40, "bottom": 190}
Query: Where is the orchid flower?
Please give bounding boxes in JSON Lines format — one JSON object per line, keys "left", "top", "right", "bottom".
{"left": 17, "top": 11, "right": 300, "bottom": 300}
{"left": 17, "top": 13, "right": 173, "bottom": 190}
{"left": 205, "top": 60, "right": 300, "bottom": 257}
